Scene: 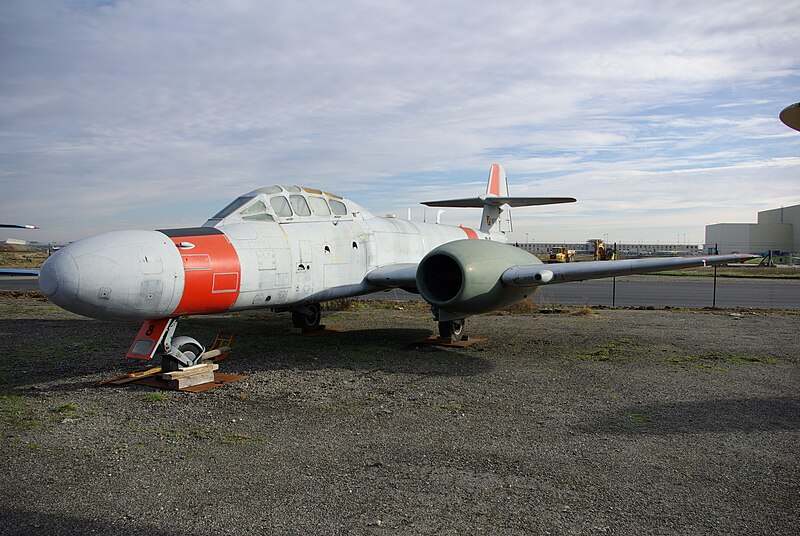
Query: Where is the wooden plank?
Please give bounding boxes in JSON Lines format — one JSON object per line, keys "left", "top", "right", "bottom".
{"left": 164, "top": 370, "right": 216, "bottom": 389}
{"left": 131, "top": 372, "right": 247, "bottom": 392}
{"left": 98, "top": 366, "right": 162, "bottom": 386}
{"left": 160, "top": 363, "right": 218, "bottom": 380}
{"left": 198, "top": 347, "right": 230, "bottom": 361}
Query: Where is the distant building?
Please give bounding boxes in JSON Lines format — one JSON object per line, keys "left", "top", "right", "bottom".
{"left": 705, "top": 204, "right": 800, "bottom": 255}
{"left": 2, "top": 238, "right": 27, "bottom": 246}
{"left": 514, "top": 240, "right": 699, "bottom": 256}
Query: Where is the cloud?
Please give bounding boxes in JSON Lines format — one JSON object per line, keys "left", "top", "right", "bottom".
{"left": 1, "top": 0, "right": 799, "bottom": 244}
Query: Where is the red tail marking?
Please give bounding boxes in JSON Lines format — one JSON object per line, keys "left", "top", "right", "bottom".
{"left": 460, "top": 226, "right": 479, "bottom": 239}
{"left": 488, "top": 164, "right": 500, "bottom": 196}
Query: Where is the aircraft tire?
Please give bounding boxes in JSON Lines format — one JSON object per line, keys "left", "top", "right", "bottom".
{"left": 439, "top": 319, "right": 465, "bottom": 343}
{"left": 292, "top": 303, "right": 322, "bottom": 332}
{"left": 161, "top": 341, "right": 204, "bottom": 372}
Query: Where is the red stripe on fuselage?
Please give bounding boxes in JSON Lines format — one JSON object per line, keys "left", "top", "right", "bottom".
{"left": 461, "top": 226, "right": 479, "bottom": 239}
{"left": 168, "top": 232, "right": 240, "bottom": 315}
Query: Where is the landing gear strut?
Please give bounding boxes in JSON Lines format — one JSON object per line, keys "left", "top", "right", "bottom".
{"left": 159, "top": 318, "right": 206, "bottom": 372}
{"left": 438, "top": 319, "right": 465, "bottom": 343}
{"left": 431, "top": 307, "right": 466, "bottom": 342}
{"left": 291, "top": 302, "right": 322, "bottom": 332}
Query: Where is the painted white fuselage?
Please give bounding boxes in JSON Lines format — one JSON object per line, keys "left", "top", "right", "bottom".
{"left": 38, "top": 185, "right": 496, "bottom": 322}
{"left": 220, "top": 208, "right": 493, "bottom": 310}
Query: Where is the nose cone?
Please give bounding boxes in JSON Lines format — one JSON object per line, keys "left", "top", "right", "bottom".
{"left": 39, "top": 248, "right": 79, "bottom": 305}
{"left": 39, "top": 230, "right": 185, "bottom": 320}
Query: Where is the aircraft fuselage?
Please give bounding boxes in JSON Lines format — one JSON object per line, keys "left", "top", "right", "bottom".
{"left": 39, "top": 189, "right": 492, "bottom": 322}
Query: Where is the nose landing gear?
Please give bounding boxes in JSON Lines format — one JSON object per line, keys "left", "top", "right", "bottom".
{"left": 161, "top": 334, "right": 207, "bottom": 373}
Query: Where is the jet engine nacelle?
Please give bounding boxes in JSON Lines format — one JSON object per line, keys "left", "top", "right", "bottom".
{"left": 415, "top": 239, "right": 542, "bottom": 317}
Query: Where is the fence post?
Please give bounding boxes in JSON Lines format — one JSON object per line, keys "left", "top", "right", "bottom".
{"left": 712, "top": 243, "right": 718, "bottom": 308}
{"left": 712, "top": 266, "right": 717, "bottom": 308}
{"left": 612, "top": 277, "right": 616, "bottom": 308}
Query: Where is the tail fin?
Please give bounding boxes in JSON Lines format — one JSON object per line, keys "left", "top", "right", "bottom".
{"left": 485, "top": 163, "right": 509, "bottom": 197}
{"left": 482, "top": 163, "right": 511, "bottom": 233}
{"left": 421, "top": 163, "right": 577, "bottom": 235}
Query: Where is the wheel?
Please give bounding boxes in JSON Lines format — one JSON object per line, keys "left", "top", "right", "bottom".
{"left": 292, "top": 303, "right": 322, "bottom": 332}
{"left": 160, "top": 338, "right": 204, "bottom": 372}
{"left": 438, "top": 319, "right": 465, "bottom": 343}
{"left": 161, "top": 354, "right": 182, "bottom": 373}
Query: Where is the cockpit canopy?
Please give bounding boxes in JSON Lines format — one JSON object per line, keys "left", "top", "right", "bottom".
{"left": 203, "top": 185, "right": 360, "bottom": 227}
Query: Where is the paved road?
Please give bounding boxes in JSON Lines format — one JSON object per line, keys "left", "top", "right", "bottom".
{"left": 369, "top": 274, "right": 800, "bottom": 310}
{"left": 3, "top": 274, "right": 798, "bottom": 309}
{"left": 0, "top": 275, "right": 39, "bottom": 291}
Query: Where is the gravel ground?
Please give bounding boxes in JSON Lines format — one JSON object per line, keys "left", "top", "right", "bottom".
{"left": 1, "top": 296, "right": 798, "bottom": 535}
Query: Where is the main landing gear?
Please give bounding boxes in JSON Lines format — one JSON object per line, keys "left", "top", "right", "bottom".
{"left": 431, "top": 307, "right": 466, "bottom": 343}
{"left": 291, "top": 302, "right": 322, "bottom": 332}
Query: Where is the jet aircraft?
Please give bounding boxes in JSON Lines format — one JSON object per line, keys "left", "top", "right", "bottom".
{"left": 38, "top": 164, "right": 754, "bottom": 370}
{"left": 780, "top": 102, "right": 800, "bottom": 132}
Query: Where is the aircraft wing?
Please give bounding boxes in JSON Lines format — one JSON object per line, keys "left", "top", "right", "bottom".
{"left": 0, "top": 269, "right": 39, "bottom": 276}
{"left": 501, "top": 254, "right": 758, "bottom": 287}
{"left": 365, "top": 263, "right": 418, "bottom": 289}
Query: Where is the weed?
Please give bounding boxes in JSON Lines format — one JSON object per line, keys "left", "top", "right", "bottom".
{"left": 143, "top": 392, "right": 167, "bottom": 403}
{"left": 324, "top": 299, "right": 354, "bottom": 311}
{"left": 580, "top": 343, "right": 618, "bottom": 361}
{"left": 220, "top": 432, "right": 252, "bottom": 444}
{"left": 53, "top": 403, "right": 78, "bottom": 414}
{"left": 624, "top": 412, "right": 651, "bottom": 424}
{"left": 0, "top": 394, "right": 43, "bottom": 431}
{"left": 491, "top": 297, "right": 539, "bottom": 316}
{"left": 669, "top": 353, "right": 778, "bottom": 370}
{"left": 436, "top": 401, "right": 466, "bottom": 412}
{"left": 587, "top": 386, "right": 621, "bottom": 399}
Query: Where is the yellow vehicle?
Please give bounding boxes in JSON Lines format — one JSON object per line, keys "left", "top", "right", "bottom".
{"left": 547, "top": 246, "right": 575, "bottom": 263}
{"left": 589, "top": 239, "right": 616, "bottom": 261}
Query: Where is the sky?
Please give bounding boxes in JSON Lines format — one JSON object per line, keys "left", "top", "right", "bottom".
{"left": 1, "top": 0, "right": 799, "bottom": 246}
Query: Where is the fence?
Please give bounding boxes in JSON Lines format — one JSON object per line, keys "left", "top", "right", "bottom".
{"left": 366, "top": 272, "right": 800, "bottom": 310}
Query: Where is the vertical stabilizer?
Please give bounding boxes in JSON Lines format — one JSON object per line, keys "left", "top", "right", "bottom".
{"left": 485, "top": 163, "right": 509, "bottom": 198}
{"left": 481, "top": 164, "right": 511, "bottom": 234}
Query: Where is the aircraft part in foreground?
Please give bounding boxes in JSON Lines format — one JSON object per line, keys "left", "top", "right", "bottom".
{"left": 38, "top": 164, "right": 756, "bottom": 366}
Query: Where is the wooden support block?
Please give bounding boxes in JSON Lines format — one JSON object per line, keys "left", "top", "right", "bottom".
{"left": 160, "top": 363, "right": 219, "bottom": 380}
{"left": 164, "top": 369, "right": 216, "bottom": 390}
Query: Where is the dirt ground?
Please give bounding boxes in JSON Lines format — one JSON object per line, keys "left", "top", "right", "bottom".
{"left": 1, "top": 296, "right": 798, "bottom": 535}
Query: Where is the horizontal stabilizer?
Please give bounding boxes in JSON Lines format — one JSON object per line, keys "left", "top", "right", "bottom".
{"left": 502, "top": 254, "right": 759, "bottom": 287}
{"left": 422, "top": 196, "right": 576, "bottom": 208}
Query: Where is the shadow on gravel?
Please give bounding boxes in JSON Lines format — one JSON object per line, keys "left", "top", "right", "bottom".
{"left": 0, "top": 319, "right": 137, "bottom": 391}
{"left": 1, "top": 315, "right": 494, "bottom": 392}
{"left": 578, "top": 396, "right": 800, "bottom": 434}
{"left": 231, "top": 327, "right": 495, "bottom": 377}
{"left": 0, "top": 507, "right": 184, "bottom": 536}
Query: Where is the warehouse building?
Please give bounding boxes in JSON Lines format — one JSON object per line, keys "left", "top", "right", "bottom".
{"left": 704, "top": 204, "right": 800, "bottom": 255}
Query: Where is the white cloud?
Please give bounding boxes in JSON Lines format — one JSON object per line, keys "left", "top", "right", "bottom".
{"left": 1, "top": 0, "right": 799, "bottom": 244}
